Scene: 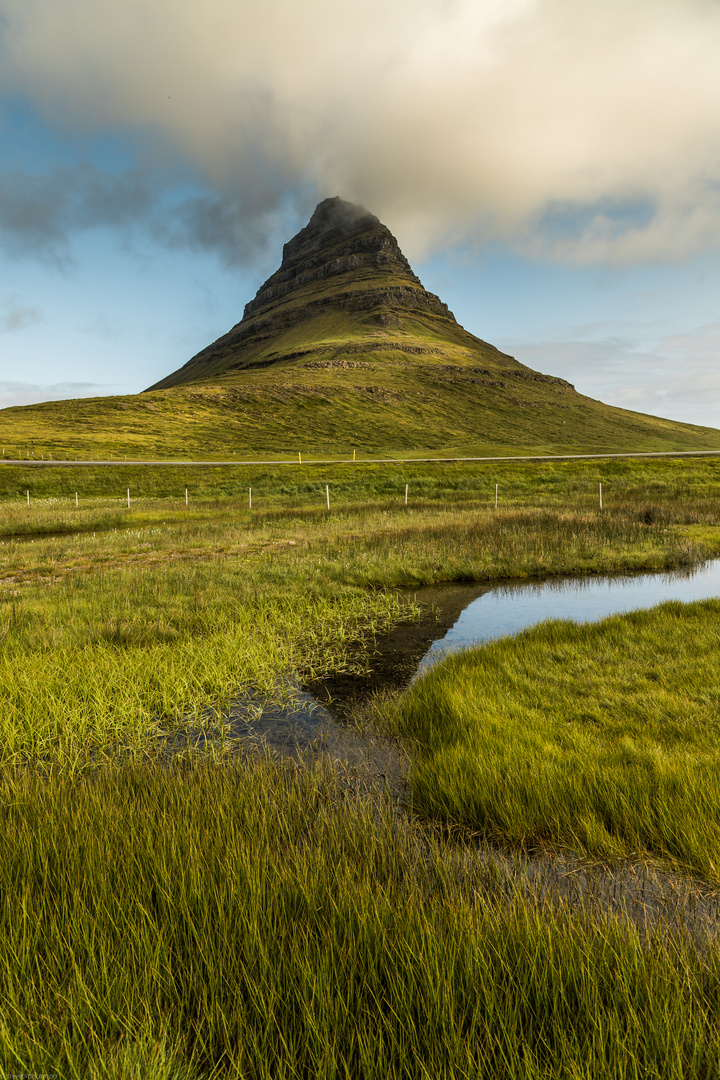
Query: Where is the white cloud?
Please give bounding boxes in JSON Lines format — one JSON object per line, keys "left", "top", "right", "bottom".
{"left": 1, "top": 0, "right": 720, "bottom": 263}
{"left": 509, "top": 324, "right": 720, "bottom": 427}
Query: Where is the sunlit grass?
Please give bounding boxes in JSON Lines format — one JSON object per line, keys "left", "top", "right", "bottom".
{"left": 2, "top": 459, "right": 720, "bottom": 1075}
{"left": 394, "top": 600, "right": 720, "bottom": 882}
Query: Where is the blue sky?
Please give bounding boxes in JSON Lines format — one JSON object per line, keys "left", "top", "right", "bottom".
{"left": 2, "top": 0, "right": 720, "bottom": 428}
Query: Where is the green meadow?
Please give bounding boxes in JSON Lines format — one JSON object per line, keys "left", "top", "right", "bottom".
{"left": 2, "top": 456, "right": 720, "bottom": 1077}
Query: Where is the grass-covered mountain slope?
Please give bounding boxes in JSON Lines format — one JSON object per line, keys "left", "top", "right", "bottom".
{"left": 2, "top": 196, "right": 719, "bottom": 460}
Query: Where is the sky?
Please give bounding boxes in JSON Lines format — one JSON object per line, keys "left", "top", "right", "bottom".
{"left": 1, "top": 0, "right": 720, "bottom": 427}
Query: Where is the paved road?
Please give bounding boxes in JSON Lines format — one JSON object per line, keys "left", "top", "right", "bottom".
{"left": 3, "top": 450, "right": 720, "bottom": 467}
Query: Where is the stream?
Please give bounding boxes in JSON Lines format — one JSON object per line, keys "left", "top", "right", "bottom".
{"left": 172, "top": 557, "right": 720, "bottom": 761}
{"left": 162, "top": 558, "right": 720, "bottom": 934}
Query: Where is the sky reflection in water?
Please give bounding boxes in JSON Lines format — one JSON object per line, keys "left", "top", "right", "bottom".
{"left": 421, "top": 559, "right": 720, "bottom": 671}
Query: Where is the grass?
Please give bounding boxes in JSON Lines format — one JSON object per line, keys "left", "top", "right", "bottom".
{"left": 2, "top": 759, "right": 720, "bottom": 1079}
{"left": 2, "top": 457, "right": 720, "bottom": 1075}
{"left": 393, "top": 600, "right": 720, "bottom": 882}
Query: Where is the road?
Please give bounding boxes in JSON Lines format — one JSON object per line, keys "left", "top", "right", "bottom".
{"left": 2, "top": 450, "right": 720, "bottom": 467}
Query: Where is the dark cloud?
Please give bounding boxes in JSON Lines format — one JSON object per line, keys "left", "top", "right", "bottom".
{"left": 0, "top": 159, "right": 310, "bottom": 269}
{"left": 156, "top": 186, "right": 317, "bottom": 267}
{"left": 0, "top": 163, "right": 155, "bottom": 262}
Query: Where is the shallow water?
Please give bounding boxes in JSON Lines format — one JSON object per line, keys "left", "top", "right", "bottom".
{"left": 159, "top": 562, "right": 720, "bottom": 925}
{"left": 170, "top": 560, "right": 720, "bottom": 762}
{"left": 420, "top": 558, "right": 720, "bottom": 671}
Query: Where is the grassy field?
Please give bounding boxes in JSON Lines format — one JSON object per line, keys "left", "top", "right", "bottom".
{"left": 2, "top": 456, "right": 720, "bottom": 1076}
{"left": 1, "top": 459, "right": 716, "bottom": 767}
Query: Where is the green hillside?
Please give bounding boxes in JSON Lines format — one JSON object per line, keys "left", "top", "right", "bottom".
{"left": 1, "top": 197, "right": 718, "bottom": 460}
{"left": 2, "top": 359, "right": 718, "bottom": 462}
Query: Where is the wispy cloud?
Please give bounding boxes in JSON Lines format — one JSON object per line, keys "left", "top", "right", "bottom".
{"left": 0, "top": 380, "right": 110, "bottom": 409}
{"left": 510, "top": 324, "right": 720, "bottom": 427}
{"left": 0, "top": 293, "right": 42, "bottom": 330}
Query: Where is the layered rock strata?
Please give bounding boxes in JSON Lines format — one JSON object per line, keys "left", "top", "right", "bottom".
{"left": 147, "top": 197, "right": 471, "bottom": 390}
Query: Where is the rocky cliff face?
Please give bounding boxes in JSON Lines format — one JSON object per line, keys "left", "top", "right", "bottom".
{"left": 147, "top": 197, "right": 466, "bottom": 389}
{"left": 241, "top": 197, "right": 440, "bottom": 319}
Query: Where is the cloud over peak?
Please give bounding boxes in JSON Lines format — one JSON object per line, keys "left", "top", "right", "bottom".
{"left": 1, "top": 0, "right": 720, "bottom": 264}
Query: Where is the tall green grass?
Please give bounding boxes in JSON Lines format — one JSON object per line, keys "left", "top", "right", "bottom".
{"left": 394, "top": 600, "right": 720, "bottom": 882}
{"left": 2, "top": 759, "right": 719, "bottom": 1079}
{"left": 0, "top": 562, "right": 404, "bottom": 766}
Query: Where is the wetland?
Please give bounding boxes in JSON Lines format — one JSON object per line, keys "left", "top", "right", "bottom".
{"left": 3, "top": 456, "right": 720, "bottom": 1078}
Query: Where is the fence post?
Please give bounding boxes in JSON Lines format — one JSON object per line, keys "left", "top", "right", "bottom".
{"left": 26, "top": 490, "right": 29, "bottom": 506}
{"left": 75, "top": 492, "right": 78, "bottom": 508}
{"left": 185, "top": 488, "right": 188, "bottom": 508}
{"left": 495, "top": 483, "right": 498, "bottom": 509}
{"left": 405, "top": 483, "right": 408, "bottom": 506}
{"left": 127, "top": 488, "right": 130, "bottom": 509}
{"left": 249, "top": 487, "right": 252, "bottom": 510}
{"left": 599, "top": 482, "right": 603, "bottom": 509}
{"left": 326, "top": 484, "right": 330, "bottom": 511}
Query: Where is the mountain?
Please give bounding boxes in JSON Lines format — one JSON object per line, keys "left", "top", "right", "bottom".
{"left": 146, "top": 195, "right": 523, "bottom": 391}
{"left": 1, "top": 196, "right": 719, "bottom": 460}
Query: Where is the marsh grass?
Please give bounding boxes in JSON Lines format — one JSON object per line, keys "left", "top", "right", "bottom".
{"left": 394, "top": 600, "right": 720, "bottom": 882}
{"left": 0, "top": 483, "right": 709, "bottom": 765}
{"left": 0, "top": 560, "right": 406, "bottom": 766}
{"left": 3, "top": 459, "right": 720, "bottom": 1074}
{"left": 2, "top": 758, "right": 720, "bottom": 1079}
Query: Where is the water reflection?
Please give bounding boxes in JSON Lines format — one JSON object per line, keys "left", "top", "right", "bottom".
{"left": 420, "top": 559, "right": 720, "bottom": 671}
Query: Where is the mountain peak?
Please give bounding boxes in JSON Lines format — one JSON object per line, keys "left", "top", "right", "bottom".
{"left": 282, "top": 197, "right": 380, "bottom": 261}
{"left": 146, "top": 198, "right": 475, "bottom": 390}
{"left": 241, "top": 196, "right": 424, "bottom": 321}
